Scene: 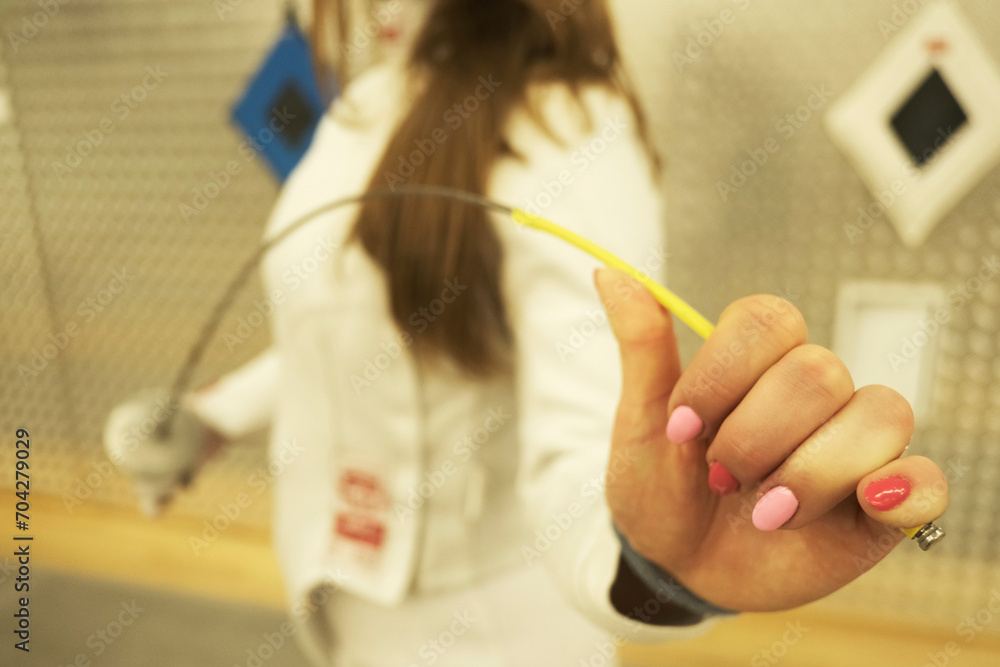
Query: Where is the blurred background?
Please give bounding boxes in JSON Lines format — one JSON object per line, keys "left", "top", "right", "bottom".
{"left": 1, "top": 0, "right": 999, "bottom": 664}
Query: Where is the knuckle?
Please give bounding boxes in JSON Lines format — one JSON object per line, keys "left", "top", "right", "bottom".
{"left": 723, "top": 294, "right": 808, "bottom": 351}
{"left": 783, "top": 344, "right": 854, "bottom": 402}
{"left": 859, "top": 384, "right": 915, "bottom": 436}
{"left": 718, "top": 439, "right": 771, "bottom": 474}
{"left": 685, "top": 368, "right": 743, "bottom": 405}
{"left": 715, "top": 427, "right": 768, "bottom": 474}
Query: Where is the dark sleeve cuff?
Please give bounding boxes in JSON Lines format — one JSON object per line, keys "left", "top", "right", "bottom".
{"left": 614, "top": 525, "right": 739, "bottom": 619}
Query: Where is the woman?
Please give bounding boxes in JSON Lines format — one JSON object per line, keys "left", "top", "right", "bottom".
{"left": 185, "top": 0, "right": 949, "bottom": 664}
{"left": 192, "top": 1, "right": 692, "bottom": 663}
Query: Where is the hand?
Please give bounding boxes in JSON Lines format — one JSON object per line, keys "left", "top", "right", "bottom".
{"left": 595, "top": 268, "right": 948, "bottom": 612}
{"left": 179, "top": 382, "right": 230, "bottom": 484}
{"left": 104, "top": 389, "right": 225, "bottom": 517}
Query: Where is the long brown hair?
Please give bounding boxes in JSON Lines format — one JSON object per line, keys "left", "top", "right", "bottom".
{"left": 312, "top": 0, "right": 658, "bottom": 377}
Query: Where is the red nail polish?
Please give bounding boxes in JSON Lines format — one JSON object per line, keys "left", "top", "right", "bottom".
{"left": 864, "top": 476, "right": 911, "bottom": 511}
{"left": 708, "top": 461, "right": 740, "bottom": 495}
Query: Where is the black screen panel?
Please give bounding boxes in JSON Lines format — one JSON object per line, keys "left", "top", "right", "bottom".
{"left": 890, "top": 68, "right": 968, "bottom": 167}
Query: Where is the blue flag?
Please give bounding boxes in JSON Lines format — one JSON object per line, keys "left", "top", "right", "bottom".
{"left": 231, "top": 19, "right": 335, "bottom": 181}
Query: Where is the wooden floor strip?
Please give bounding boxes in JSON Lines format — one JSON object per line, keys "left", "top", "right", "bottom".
{"left": 26, "top": 492, "right": 1000, "bottom": 665}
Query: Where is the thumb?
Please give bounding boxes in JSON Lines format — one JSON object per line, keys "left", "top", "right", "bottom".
{"left": 595, "top": 268, "right": 711, "bottom": 551}
{"left": 594, "top": 267, "right": 682, "bottom": 423}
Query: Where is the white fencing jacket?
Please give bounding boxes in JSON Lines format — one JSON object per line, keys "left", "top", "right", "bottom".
{"left": 192, "top": 62, "right": 714, "bottom": 645}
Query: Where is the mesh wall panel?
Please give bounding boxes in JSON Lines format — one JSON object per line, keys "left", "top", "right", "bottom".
{"left": 0, "top": 0, "right": 306, "bottom": 526}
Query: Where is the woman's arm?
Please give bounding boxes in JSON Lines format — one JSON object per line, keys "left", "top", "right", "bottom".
{"left": 185, "top": 347, "right": 281, "bottom": 441}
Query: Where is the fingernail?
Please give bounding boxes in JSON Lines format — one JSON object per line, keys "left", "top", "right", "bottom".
{"left": 708, "top": 461, "right": 740, "bottom": 495}
{"left": 752, "top": 486, "right": 799, "bottom": 531}
{"left": 594, "top": 267, "right": 610, "bottom": 287}
{"left": 666, "top": 406, "right": 702, "bottom": 444}
{"left": 864, "top": 476, "right": 911, "bottom": 511}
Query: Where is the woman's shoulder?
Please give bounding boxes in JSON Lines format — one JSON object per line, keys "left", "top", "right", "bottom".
{"left": 491, "top": 77, "right": 663, "bottom": 265}
{"left": 327, "top": 61, "right": 408, "bottom": 121}
{"left": 511, "top": 78, "right": 638, "bottom": 147}
{"left": 344, "top": 61, "right": 402, "bottom": 99}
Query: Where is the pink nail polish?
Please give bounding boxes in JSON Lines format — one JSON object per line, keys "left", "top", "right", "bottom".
{"left": 708, "top": 461, "right": 740, "bottom": 495}
{"left": 752, "top": 486, "right": 798, "bottom": 531}
{"left": 666, "top": 406, "right": 702, "bottom": 444}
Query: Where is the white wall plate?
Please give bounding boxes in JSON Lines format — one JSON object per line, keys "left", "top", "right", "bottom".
{"left": 825, "top": 0, "right": 1000, "bottom": 248}
{"left": 832, "top": 280, "right": 946, "bottom": 424}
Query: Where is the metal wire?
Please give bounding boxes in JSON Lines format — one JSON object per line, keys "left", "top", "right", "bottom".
{"left": 158, "top": 186, "right": 514, "bottom": 436}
